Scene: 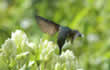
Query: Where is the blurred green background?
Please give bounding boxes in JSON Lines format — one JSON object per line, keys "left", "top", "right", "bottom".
{"left": 1, "top": 0, "right": 110, "bottom": 45}
{"left": 0, "top": 0, "right": 110, "bottom": 69}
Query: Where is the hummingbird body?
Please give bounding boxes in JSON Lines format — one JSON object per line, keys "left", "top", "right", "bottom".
{"left": 57, "top": 26, "right": 72, "bottom": 54}
{"left": 35, "top": 16, "right": 82, "bottom": 55}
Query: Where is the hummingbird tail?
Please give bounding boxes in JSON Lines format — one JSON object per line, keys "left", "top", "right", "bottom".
{"left": 59, "top": 48, "right": 62, "bottom": 55}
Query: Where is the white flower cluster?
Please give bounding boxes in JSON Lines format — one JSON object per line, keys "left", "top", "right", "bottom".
{"left": 0, "top": 30, "right": 82, "bottom": 70}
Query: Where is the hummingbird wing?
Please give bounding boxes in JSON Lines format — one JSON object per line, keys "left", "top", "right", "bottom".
{"left": 35, "top": 16, "right": 60, "bottom": 35}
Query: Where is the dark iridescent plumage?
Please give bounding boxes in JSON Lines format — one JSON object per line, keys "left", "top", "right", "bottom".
{"left": 35, "top": 16, "right": 82, "bottom": 55}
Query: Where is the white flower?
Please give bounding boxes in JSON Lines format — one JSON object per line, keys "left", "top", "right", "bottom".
{"left": 2, "top": 39, "right": 16, "bottom": 57}
{"left": 11, "top": 30, "right": 29, "bottom": 49}
{"left": 55, "top": 63, "right": 61, "bottom": 70}
{"left": 60, "top": 50, "right": 75, "bottom": 60}
{"left": 11, "top": 30, "right": 28, "bottom": 41}
{"left": 28, "top": 61, "right": 35, "bottom": 67}
{"left": 16, "top": 51, "right": 30, "bottom": 60}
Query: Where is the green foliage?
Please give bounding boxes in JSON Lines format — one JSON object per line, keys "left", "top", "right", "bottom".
{"left": 0, "top": 0, "right": 110, "bottom": 70}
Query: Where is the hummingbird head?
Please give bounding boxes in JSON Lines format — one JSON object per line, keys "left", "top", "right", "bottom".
{"left": 72, "top": 30, "right": 83, "bottom": 40}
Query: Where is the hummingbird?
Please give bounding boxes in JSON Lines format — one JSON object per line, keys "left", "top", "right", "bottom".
{"left": 35, "top": 16, "right": 83, "bottom": 55}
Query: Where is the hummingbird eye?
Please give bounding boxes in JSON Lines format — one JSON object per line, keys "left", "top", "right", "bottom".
{"left": 79, "top": 33, "right": 84, "bottom": 38}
